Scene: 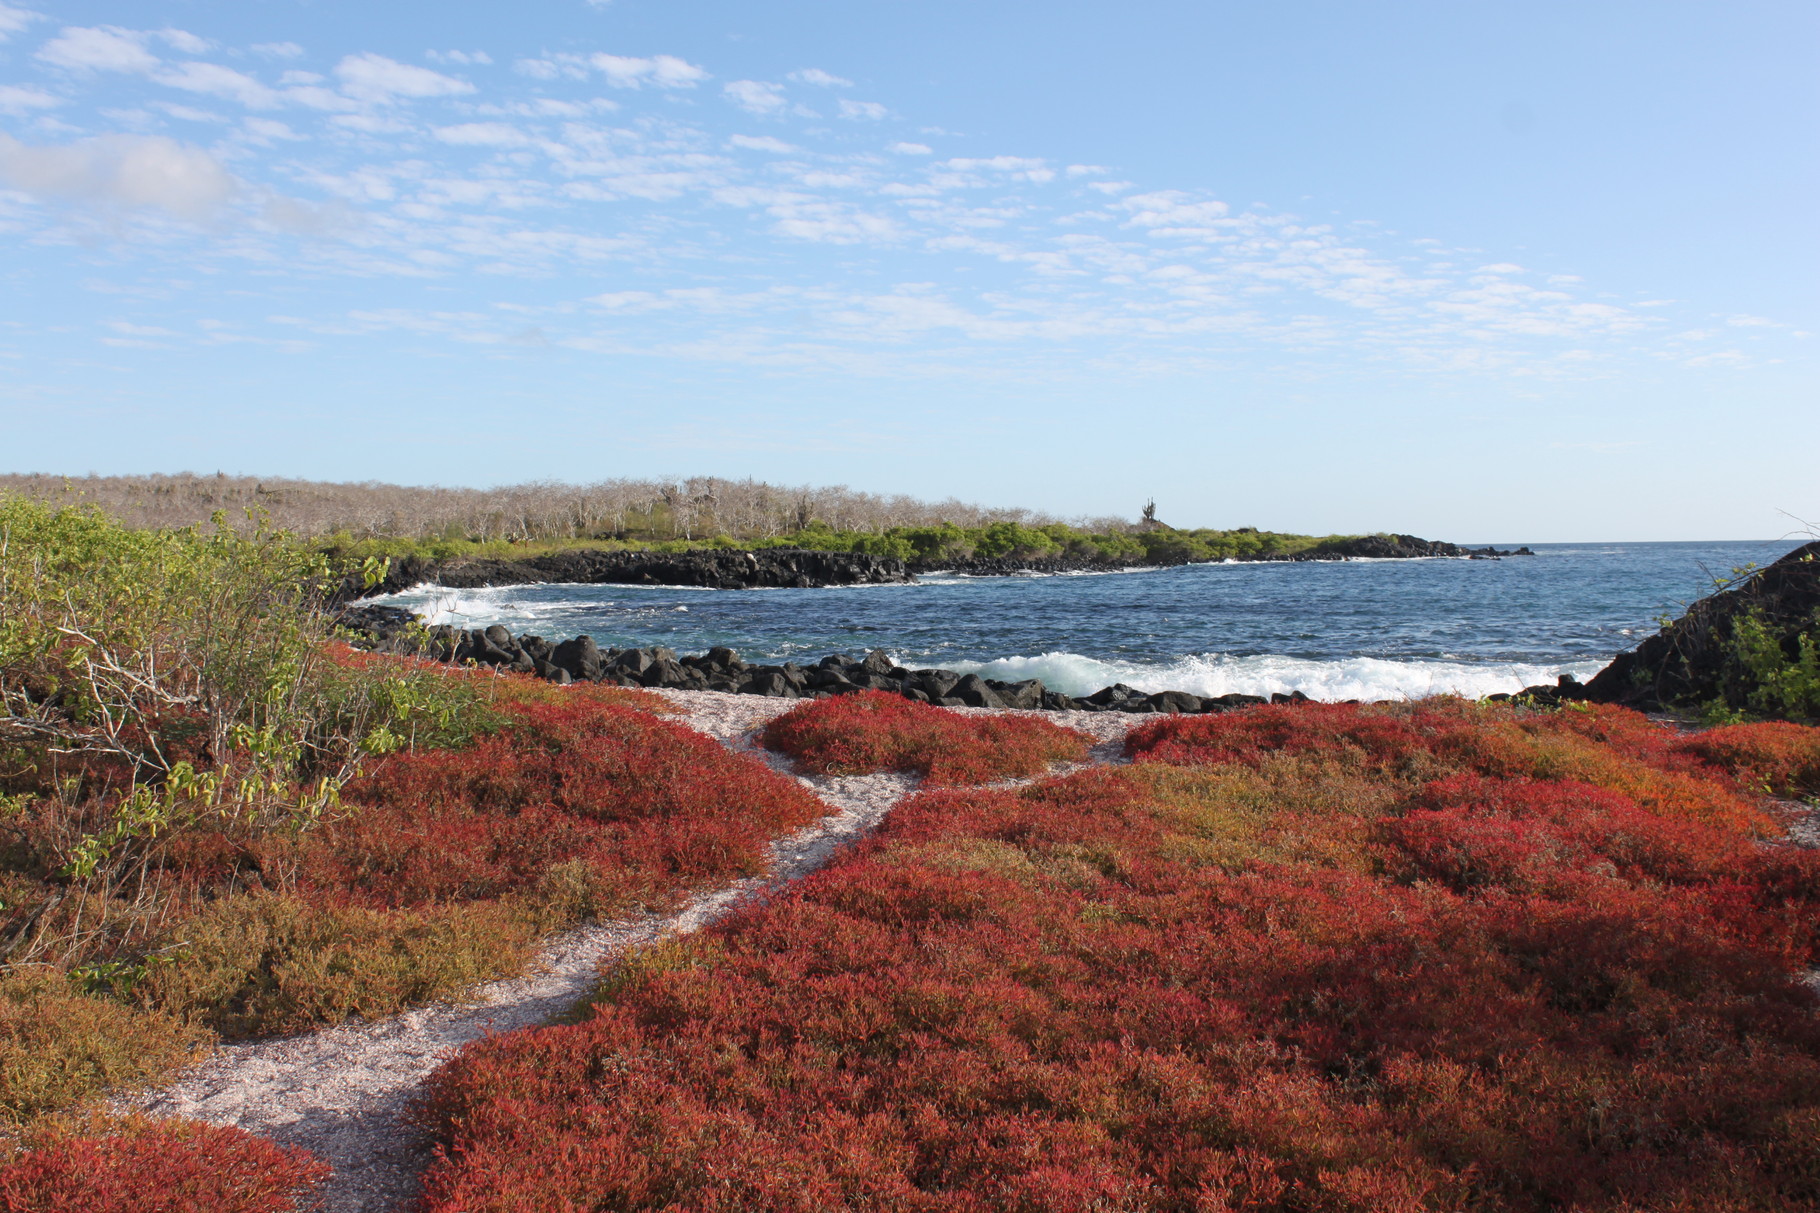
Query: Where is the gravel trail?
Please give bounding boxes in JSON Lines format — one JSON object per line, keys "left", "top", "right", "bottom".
{"left": 128, "top": 692, "right": 1136, "bottom": 1212}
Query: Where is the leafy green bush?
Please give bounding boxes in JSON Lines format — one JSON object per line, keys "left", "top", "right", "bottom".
{"left": 1723, "top": 607, "right": 1820, "bottom": 721}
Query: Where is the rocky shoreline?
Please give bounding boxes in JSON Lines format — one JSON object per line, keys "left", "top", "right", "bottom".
{"left": 352, "top": 534, "right": 1532, "bottom": 598}
{"left": 335, "top": 533, "right": 1561, "bottom": 716}
{"left": 341, "top": 605, "right": 1289, "bottom": 715}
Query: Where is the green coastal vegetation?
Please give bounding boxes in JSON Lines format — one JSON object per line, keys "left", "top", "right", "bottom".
{"left": 322, "top": 517, "right": 1344, "bottom": 569}
{"left": 0, "top": 471, "right": 1349, "bottom": 567}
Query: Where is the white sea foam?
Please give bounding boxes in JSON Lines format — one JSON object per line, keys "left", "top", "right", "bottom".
{"left": 937, "top": 651, "right": 1609, "bottom": 702}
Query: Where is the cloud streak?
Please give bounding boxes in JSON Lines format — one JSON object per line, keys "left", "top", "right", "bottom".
{"left": 0, "top": 132, "right": 236, "bottom": 220}
{"left": 0, "top": 22, "right": 1792, "bottom": 382}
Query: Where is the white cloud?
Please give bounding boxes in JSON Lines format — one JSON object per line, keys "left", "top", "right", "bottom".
{"left": 428, "top": 50, "right": 493, "bottom": 66}
{"left": 156, "top": 29, "right": 210, "bottom": 55}
{"left": 285, "top": 84, "right": 360, "bottom": 113}
{"left": 889, "top": 142, "right": 932, "bottom": 155}
{"left": 724, "top": 80, "right": 785, "bottom": 114}
{"left": 788, "top": 68, "right": 851, "bottom": 87}
{"left": 241, "top": 118, "right": 301, "bottom": 144}
{"left": 1726, "top": 313, "right": 1777, "bottom": 328}
{"left": 1065, "top": 164, "right": 1107, "bottom": 177}
{"left": 1119, "top": 190, "right": 1231, "bottom": 231}
{"left": 944, "top": 155, "right": 1053, "bottom": 183}
{"left": 262, "top": 193, "right": 359, "bottom": 236}
{"left": 589, "top": 53, "right": 707, "bottom": 88}
{"left": 155, "top": 62, "right": 280, "bottom": 108}
{"left": 37, "top": 26, "right": 159, "bottom": 73}
{"left": 434, "top": 122, "right": 531, "bottom": 147}
{"left": 252, "top": 42, "right": 304, "bottom": 59}
{"left": 0, "top": 3, "right": 41, "bottom": 41}
{"left": 334, "top": 53, "right": 473, "bottom": 103}
{"left": 728, "top": 134, "right": 798, "bottom": 154}
{"left": 1476, "top": 262, "right": 1525, "bottom": 274}
{"left": 837, "top": 99, "right": 888, "bottom": 120}
{"left": 514, "top": 57, "right": 575, "bottom": 81}
{"left": 0, "top": 132, "right": 236, "bottom": 220}
{"left": 588, "top": 290, "right": 665, "bottom": 310}
{"left": 0, "top": 85, "right": 60, "bottom": 115}
{"left": 157, "top": 103, "right": 224, "bottom": 124}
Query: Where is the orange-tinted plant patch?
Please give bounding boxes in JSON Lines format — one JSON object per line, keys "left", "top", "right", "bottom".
{"left": 1130, "top": 700, "right": 1780, "bottom": 835}
{"left": 762, "top": 690, "right": 1092, "bottom": 784}
{"left": 1681, "top": 720, "right": 1820, "bottom": 798}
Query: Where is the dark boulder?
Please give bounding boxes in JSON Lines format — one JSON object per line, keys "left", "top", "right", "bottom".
{"left": 949, "top": 674, "right": 1007, "bottom": 709}
{"left": 908, "top": 669, "right": 962, "bottom": 699}
{"left": 641, "top": 658, "right": 686, "bottom": 688}
{"left": 1086, "top": 683, "right": 1143, "bottom": 708}
{"left": 613, "top": 648, "right": 655, "bottom": 678}
{"left": 995, "top": 679, "right": 1046, "bottom": 710}
{"left": 1148, "top": 690, "right": 1204, "bottom": 714}
{"left": 551, "top": 635, "right": 601, "bottom": 680}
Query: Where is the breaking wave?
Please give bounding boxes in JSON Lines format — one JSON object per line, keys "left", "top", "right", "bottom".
{"left": 936, "top": 651, "right": 1608, "bottom": 702}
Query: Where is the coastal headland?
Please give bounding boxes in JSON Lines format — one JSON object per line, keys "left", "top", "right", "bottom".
{"left": 354, "top": 533, "right": 1533, "bottom": 597}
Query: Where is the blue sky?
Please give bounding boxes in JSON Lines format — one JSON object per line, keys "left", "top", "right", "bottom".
{"left": 0, "top": 0, "right": 1813, "bottom": 541}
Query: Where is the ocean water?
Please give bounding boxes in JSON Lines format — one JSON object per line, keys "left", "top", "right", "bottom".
{"left": 375, "top": 540, "right": 1799, "bottom": 702}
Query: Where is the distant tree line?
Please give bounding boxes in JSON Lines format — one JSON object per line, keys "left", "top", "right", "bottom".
{"left": 0, "top": 473, "right": 1133, "bottom": 546}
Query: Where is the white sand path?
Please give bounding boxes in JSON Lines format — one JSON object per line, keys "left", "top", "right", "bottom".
{"left": 127, "top": 692, "right": 1136, "bottom": 1213}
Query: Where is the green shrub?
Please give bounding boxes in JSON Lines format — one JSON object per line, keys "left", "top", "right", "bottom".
{"left": 1724, "top": 608, "right": 1820, "bottom": 721}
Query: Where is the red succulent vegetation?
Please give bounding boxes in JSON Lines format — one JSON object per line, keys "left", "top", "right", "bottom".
{"left": 417, "top": 702, "right": 1820, "bottom": 1212}
{"left": 762, "top": 690, "right": 1093, "bottom": 784}
{"left": 1682, "top": 720, "right": 1820, "bottom": 798}
{"left": 0, "top": 1116, "right": 327, "bottom": 1213}
{"left": 1127, "top": 699, "right": 1782, "bottom": 834}
{"left": 314, "top": 694, "right": 825, "bottom": 910}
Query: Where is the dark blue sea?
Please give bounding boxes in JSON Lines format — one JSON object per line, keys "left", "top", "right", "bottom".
{"left": 375, "top": 540, "right": 1799, "bottom": 701}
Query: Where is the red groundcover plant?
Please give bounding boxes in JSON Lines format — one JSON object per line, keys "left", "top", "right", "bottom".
{"left": 416, "top": 701, "right": 1820, "bottom": 1212}
{"left": 0, "top": 1117, "right": 326, "bottom": 1213}
{"left": 145, "top": 681, "right": 823, "bottom": 920}
{"left": 1126, "top": 700, "right": 1785, "bottom": 834}
{"left": 1683, "top": 721, "right": 1820, "bottom": 798}
{"left": 304, "top": 693, "right": 827, "bottom": 909}
{"left": 763, "top": 691, "right": 1093, "bottom": 784}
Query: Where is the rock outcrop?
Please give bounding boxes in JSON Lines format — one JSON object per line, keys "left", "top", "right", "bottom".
{"left": 1580, "top": 541, "right": 1820, "bottom": 718}
{"left": 918, "top": 535, "right": 1531, "bottom": 577}
{"left": 355, "top": 547, "right": 910, "bottom": 598}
